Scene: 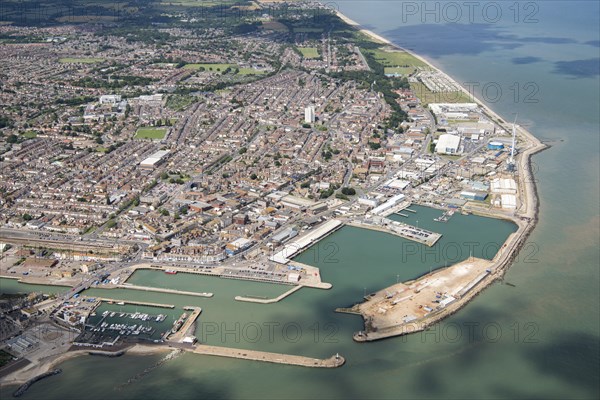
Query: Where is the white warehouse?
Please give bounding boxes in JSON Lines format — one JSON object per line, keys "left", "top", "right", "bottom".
{"left": 436, "top": 134, "right": 461, "bottom": 154}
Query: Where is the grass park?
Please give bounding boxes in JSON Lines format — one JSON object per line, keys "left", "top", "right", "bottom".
{"left": 298, "top": 47, "right": 319, "bottom": 59}
{"left": 134, "top": 128, "right": 167, "bottom": 140}
{"left": 183, "top": 63, "right": 236, "bottom": 71}
{"left": 368, "top": 49, "right": 427, "bottom": 75}
{"left": 183, "top": 63, "right": 266, "bottom": 75}
{"left": 237, "top": 67, "right": 266, "bottom": 75}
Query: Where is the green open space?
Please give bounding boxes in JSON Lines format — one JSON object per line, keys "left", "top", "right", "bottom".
{"left": 236, "top": 67, "right": 266, "bottom": 75}
{"left": 134, "top": 128, "right": 167, "bottom": 140}
{"left": 368, "top": 49, "right": 428, "bottom": 75}
{"left": 368, "top": 49, "right": 427, "bottom": 67}
{"left": 261, "top": 21, "right": 288, "bottom": 32}
{"left": 166, "top": 94, "right": 196, "bottom": 111}
{"left": 183, "top": 63, "right": 236, "bottom": 71}
{"left": 298, "top": 47, "right": 319, "bottom": 59}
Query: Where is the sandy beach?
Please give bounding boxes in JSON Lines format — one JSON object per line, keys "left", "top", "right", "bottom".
{"left": 0, "top": 344, "right": 169, "bottom": 389}
{"left": 334, "top": 9, "right": 543, "bottom": 148}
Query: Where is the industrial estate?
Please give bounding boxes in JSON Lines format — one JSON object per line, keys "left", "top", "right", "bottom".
{"left": 0, "top": 0, "right": 546, "bottom": 392}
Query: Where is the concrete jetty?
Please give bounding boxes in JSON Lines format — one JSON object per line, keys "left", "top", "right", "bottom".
{"left": 234, "top": 285, "right": 303, "bottom": 304}
{"left": 168, "top": 307, "right": 201, "bottom": 342}
{"left": 118, "top": 283, "right": 213, "bottom": 298}
{"left": 189, "top": 345, "right": 345, "bottom": 368}
{"left": 96, "top": 298, "right": 175, "bottom": 309}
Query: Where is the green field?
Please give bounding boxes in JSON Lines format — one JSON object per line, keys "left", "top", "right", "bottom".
{"left": 237, "top": 68, "right": 266, "bottom": 75}
{"left": 59, "top": 57, "right": 105, "bottom": 64}
{"left": 134, "top": 128, "right": 167, "bottom": 140}
{"left": 369, "top": 49, "right": 429, "bottom": 75}
{"left": 23, "top": 131, "right": 37, "bottom": 139}
{"left": 262, "top": 21, "right": 288, "bottom": 32}
{"left": 298, "top": 47, "right": 319, "bottom": 59}
{"left": 166, "top": 94, "right": 196, "bottom": 111}
{"left": 369, "top": 49, "right": 428, "bottom": 68}
{"left": 184, "top": 63, "right": 236, "bottom": 71}
{"left": 183, "top": 63, "right": 264, "bottom": 75}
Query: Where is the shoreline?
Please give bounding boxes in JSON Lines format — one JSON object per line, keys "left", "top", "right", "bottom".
{"left": 333, "top": 6, "right": 548, "bottom": 341}
{"left": 0, "top": 5, "right": 550, "bottom": 378}
{"left": 334, "top": 8, "right": 544, "bottom": 158}
{"left": 0, "top": 341, "right": 345, "bottom": 389}
{"left": 0, "top": 344, "right": 168, "bottom": 389}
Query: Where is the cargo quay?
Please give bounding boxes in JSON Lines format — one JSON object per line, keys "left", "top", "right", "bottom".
{"left": 345, "top": 217, "right": 442, "bottom": 247}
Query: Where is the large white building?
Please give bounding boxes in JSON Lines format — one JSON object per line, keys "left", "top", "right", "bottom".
{"left": 369, "top": 194, "right": 405, "bottom": 216}
{"left": 99, "top": 94, "right": 122, "bottom": 105}
{"left": 304, "top": 106, "right": 315, "bottom": 123}
{"left": 140, "top": 150, "right": 169, "bottom": 169}
{"left": 491, "top": 177, "right": 517, "bottom": 194}
{"left": 435, "top": 134, "right": 461, "bottom": 154}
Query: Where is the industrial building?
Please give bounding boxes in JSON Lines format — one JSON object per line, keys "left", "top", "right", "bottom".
{"left": 490, "top": 178, "right": 518, "bottom": 194}
{"left": 460, "top": 191, "right": 488, "bottom": 201}
{"left": 500, "top": 194, "right": 517, "bottom": 209}
{"left": 271, "top": 227, "right": 299, "bottom": 244}
{"left": 369, "top": 194, "right": 405, "bottom": 216}
{"left": 140, "top": 150, "right": 169, "bottom": 170}
{"left": 280, "top": 195, "right": 316, "bottom": 211}
{"left": 270, "top": 219, "right": 343, "bottom": 264}
{"left": 436, "top": 134, "right": 461, "bottom": 154}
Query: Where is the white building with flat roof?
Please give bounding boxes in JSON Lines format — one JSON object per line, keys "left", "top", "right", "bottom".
{"left": 491, "top": 178, "right": 517, "bottom": 194}
{"left": 99, "top": 94, "right": 122, "bottom": 104}
{"left": 500, "top": 194, "right": 517, "bottom": 209}
{"left": 140, "top": 150, "right": 169, "bottom": 169}
{"left": 304, "top": 106, "right": 315, "bottom": 123}
{"left": 436, "top": 134, "right": 461, "bottom": 154}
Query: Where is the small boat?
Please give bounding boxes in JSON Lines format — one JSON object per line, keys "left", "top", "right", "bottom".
{"left": 165, "top": 270, "right": 177, "bottom": 275}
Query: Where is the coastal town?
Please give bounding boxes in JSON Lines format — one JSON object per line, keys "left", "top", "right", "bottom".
{"left": 0, "top": 0, "right": 546, "bottom": 392}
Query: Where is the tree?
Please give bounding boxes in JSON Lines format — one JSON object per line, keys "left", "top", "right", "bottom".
{"left": 341, "top": 187, "right": 356, "bottom": 196}
{"left": 6, "top": 134, "right": 18, "bottom": 144}
{"left": 250, "top": 173, "right": 258, "bottom": 180}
